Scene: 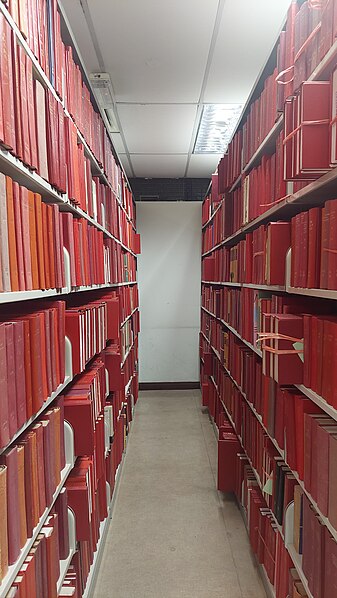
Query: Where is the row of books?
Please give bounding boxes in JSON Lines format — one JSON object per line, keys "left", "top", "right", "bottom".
{"left": 5, "top": 509, "right": 65, "bottom": 598}
{"left": 0, "top": 12, "right": 136, "bottom": 240}
{"left": 0, "top": 400, "right": 65, "bottom": 582}
{"left": 0, "top": 175, "right": 66, "bottom": 292}
{"left": 291, "top": 200, "right": 337, "bottom": 290}
{"left": 0, "top": 301, "right": 65, "bottom": 449}
{"left": 9, "top": 0, "right": 134, "bottom": 227}
{"left": 204, "top": 319, "right": 337, "bottom": 533}
{"left": 202, "top": 287, "right": 337, "bottom": 408}
{"left": 3, "top": 0, "right": 133, "bottom": 213}
{"left": 212, "top": 0, "right": 337, "bottom": 201}
{"left": 201, "top": 339, "right": 337, "bottom": 597}
{"left": 203, "top": 387, "right": 295, "bottom": 597}
{"left": 0, "top": 291, "right": 131, "bottom": 450}
{"left": 0, "top": 172, "right": 138, "bottom": 294}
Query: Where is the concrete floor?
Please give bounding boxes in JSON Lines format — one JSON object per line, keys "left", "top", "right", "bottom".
{"left": 93, "top": 390, "right": 267, "bottom": 598}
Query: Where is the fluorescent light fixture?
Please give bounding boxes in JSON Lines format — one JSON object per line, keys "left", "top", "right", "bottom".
{"left": 194, "top": 104, "right": 243, "bottom": 154}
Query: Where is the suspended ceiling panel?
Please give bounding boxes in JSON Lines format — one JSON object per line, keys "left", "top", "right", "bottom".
{"left": 130, "top": 155, "right": 188, "bottom": 178}
{"left": 117, "top": 104, "right": 198, "bottom": 154}
{"left": 85, "top": 0, "right": 219, "bottom": 103}
{"left": 204, "top": 0, "right": 292, "bottom": 103}
{"left": 61, "top": 0, "right": 293, "bottom": 179}
{"left": 187, "top": 154, "right": 222, "bottom": 178}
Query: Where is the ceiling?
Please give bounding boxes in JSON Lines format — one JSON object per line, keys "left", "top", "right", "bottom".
{"left": 60, "top": 0, "right": 292, "bottom": 179}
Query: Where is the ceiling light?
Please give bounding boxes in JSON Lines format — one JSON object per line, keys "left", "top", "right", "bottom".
{"left": 90, "top": 73, "right": 119, "bottom": 133}
{"left": 194, "top": 104, "right": 243, "bottom": 154}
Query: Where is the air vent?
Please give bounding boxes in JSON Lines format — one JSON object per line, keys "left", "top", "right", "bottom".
{"left": 90, "top": 73, "right": 119, "bottom": 133}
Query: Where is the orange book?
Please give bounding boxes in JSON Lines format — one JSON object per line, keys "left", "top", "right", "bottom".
{"left": 28, "top": 191, "right": 39, "bottom": 289}
{"left": 19, "top": 556, "right": 37, "bottom": 598}
{"left": 0, "top": 465, "right": 8, "bottom": 581}
{"left": 28, "top": 431, "right": 40, "bottom": 524}
{"left": 47, "top": 205, "right": 56, "bottom": 288}
{"left": 41, "top": 525, "right": 58, "bottom": 598}
{"left": 6, "top": 176, "right": 19, "bottom": 292}
{"left": 41, "top": 202, "right": 51, "bottom": 289}
{"left": 16, "top": 444, "right": 27, "bottom": 548}
{"left": 34, "top": 193, "right": 46, "bottom": 289}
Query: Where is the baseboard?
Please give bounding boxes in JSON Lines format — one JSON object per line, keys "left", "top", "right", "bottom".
{"left": 139, "top": 382, "right": 200, "bottom": 391}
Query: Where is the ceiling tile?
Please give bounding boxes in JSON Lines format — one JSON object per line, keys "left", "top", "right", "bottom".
{"left": 204, "top": 0, "right": 292, "bottom": 103}
{"left": 117, "top": 104, "right": 198, "bottom": 154}
{"left": 130, "top": 155, "right": 188, "bottom": 178}
{"left": 187, "top": 154, "right": 222, "bottom": 178}
{"left": 86, "top": 0, "right": 219, "bottom": 103}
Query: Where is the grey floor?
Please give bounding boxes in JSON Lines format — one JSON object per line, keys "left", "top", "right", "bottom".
{"left": 93, "top": 390, "right": 267, "bottom": 598}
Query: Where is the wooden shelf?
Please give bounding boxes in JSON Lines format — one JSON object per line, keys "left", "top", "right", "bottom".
{"left": 0, "top": 280, "right": 137, "bottom": 305}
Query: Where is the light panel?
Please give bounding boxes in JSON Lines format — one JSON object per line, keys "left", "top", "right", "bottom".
{"left": 194, "top": 104, "right": 243, "bottom": 154}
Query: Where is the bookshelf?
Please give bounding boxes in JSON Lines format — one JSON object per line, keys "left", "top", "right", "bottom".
{"left": 200, "top": 2, "right": 337, "bottom": 597}
{"left": 0, "top": 1, "right": 140, "bottom": 596}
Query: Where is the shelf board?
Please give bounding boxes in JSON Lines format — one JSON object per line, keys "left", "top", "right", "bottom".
{"left": 0, "top": 460, "right": 74, "bottom": 598}
{"left": 121, "top": 307, "right": 138, "bottom": 328}
{"left": 0, "top": 281, "right": 137, "bottom": 305}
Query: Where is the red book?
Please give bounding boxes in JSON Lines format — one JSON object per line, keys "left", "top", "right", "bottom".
{"left": 328, "top": 434, "right": 337, "bottom": 530}
{"left": 0, "top": 16, "right": 16, "bottom": 151}
{"left": 217, "top": 431, "right": 240, "bottom": 492}
{"left": 265, "top": 222, "right": 291, "bottom": 286}
{"left": 320, "top": 202, "right": 331, "bottom": 289}
{"left": 25, "top": 52, "right": 38, "bottom": 170}
{"left": 273, "top": 314, "right": 303, "bottom": 385}
{"left": 54, "top": 488, "right": 69, "bottom": 560}
{"left": 0, "top": 323, "right": 10, "bottom": 448}
{"left": 34, "top": 79, "right": 49, "bottom": 180}
{"left": 293, "top": 394, "right": 321, "bottom": 480}
{"left": 18, "top": 44, "right": 30, "bottom": 166}
{"left": 307, "top": 207, "right": 321, "bottom": 288}
{"left": 20, "top": 186, "right": 33, "bottom": 290}
{"left": 327, "top": 199, "right": 337, "bottom": 290}
{"left": 11, "top": 29, "right": 22, "bottom": 160}
{"left": 4, "top": 322, "right": 18, "bottom": 438}
{"left": 12, "top": 320, "right": 27, "bottom": 429}
{"left": 299, "top": 81, "right": 331, "bottom": 174}
{"left": 0, "top": 174, "right": 11, "bottom": 292}
{"left": 34, "top": 194, "right": 46, "bottom": 289}
{"left": 324, "top": 529, "right": 337, "bottom": 597}
{"left": 1, "top": 447, "right": 20, "bottom": 565}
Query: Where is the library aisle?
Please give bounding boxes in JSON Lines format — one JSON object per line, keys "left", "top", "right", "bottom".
{"left": 94, "top": 390, "right": 266, "bottom": 598}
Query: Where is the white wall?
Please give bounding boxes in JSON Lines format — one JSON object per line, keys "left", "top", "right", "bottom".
{"left": 136, "top": 202, "right": 201, "bottom": 383}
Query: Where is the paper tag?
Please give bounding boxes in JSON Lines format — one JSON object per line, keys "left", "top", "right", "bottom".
{"left": 293, "top": 340, "right": 304, "bottom": 363}
{"left": 263, "top": 474, "right": 273, "bottom": 496}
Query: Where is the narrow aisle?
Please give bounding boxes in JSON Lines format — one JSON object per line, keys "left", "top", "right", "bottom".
{"left": 94, "top": 391, "right": 267, "bottom": 598}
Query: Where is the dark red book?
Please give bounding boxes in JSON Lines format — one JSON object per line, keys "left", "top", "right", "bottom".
{"left": 307, "top": 207, "right": 321, "bottom": 288}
